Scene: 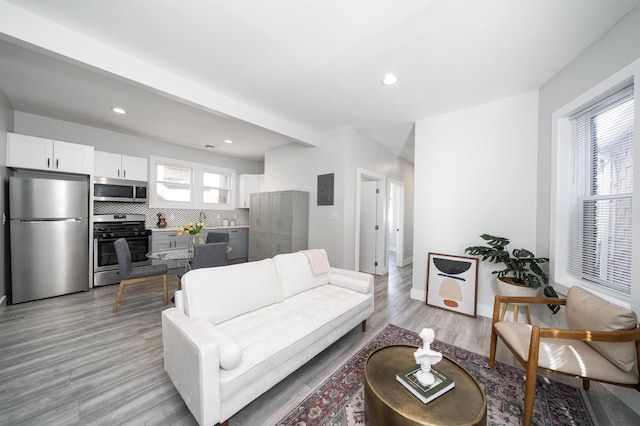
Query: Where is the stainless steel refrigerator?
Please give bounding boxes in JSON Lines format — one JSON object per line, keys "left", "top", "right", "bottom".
{"left": 9, "top": 171, "right": 90, "bottom": 303}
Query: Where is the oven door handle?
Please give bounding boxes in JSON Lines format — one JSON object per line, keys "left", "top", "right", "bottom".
{"left": 95, "top": 235, "right": 150, "bottom": 242}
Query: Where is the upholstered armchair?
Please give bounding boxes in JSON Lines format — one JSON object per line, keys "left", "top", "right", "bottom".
{"left": 489, "top": 286, "right": 640, "bottom": 426}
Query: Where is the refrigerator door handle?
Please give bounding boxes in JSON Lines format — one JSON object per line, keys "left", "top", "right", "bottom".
{"left": 17, "top": 218, "right": 83, "bottom": 223}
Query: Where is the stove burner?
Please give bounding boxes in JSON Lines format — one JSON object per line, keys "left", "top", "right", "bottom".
{"left": 93, "top": 214, "right": 149, "bottom": 240}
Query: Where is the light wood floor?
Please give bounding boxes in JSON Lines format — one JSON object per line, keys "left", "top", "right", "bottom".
{"left": 1, "top": 260, "right": 638, "bottom": 425}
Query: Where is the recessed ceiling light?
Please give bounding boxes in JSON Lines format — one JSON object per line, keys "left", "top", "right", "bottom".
{"left": 382, "top": 74, "right": 398, "bottom": 86}
{"left": 111, "top": 107, "right": 126, "bottom": 114}
{"left": 224, "top": 139, "right": 233, "bottom": 144}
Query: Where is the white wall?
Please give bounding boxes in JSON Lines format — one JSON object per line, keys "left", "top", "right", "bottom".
{"left": 265, "top": 128, "right": 348, "bottom": 267}
{"left": 13, "top": 112, "right": 263, "bottom": 175}
{"left": 265, "top": 127, "right": 414, "bottom": 270}
{"left": 0, "top": 88, "right": 14, "bottom": 305}
{"left": 343, "top": 128, "right": 415, "bottom": 270}
{"left": 413, "top": 90, "right": 539, "bottom": 317}
{"left": 537, "top": 7, "right": 640, "bottom": 413}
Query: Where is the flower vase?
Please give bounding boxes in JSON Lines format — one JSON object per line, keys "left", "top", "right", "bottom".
{"left": 189, "top": 234, "right": 199, "bottom": 254}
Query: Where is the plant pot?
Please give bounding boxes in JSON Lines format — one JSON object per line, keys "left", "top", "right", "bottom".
{"left": 496, "top": 277, "right": 540, "bottom": 323}
{"left": 496, "top": 277, "right": 540, "bottom": 299}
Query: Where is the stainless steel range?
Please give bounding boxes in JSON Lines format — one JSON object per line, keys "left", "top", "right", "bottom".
{"left": 93, "top": 214, "right": 152, "bottom": 286}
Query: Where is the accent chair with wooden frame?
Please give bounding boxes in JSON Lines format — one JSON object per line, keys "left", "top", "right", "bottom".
{"left": 489, "top": 286, "right": 640, "bottom": 426}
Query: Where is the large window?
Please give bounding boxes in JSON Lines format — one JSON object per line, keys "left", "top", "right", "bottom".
{"left": 203, "top": 169, "right": 231, "bottom": 205}
{"left": 155, "top": 162, "right": 193, "bottom": 203}
{"left": 568, "top": 85, "right": 634, "bottom": 295}
{"left": 149, "top": 156, "right": 236, "bottom": 210}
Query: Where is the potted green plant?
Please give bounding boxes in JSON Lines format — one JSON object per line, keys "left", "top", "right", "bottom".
{"left": 465, "top": 234, "right": 559, "bottom": 313}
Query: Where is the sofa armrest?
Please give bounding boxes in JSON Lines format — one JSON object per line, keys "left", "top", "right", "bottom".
{"left": 329, "top": 267, "right": 373, "bottom": 294}
{"left": 162, "top": 308, "right": 221, "bottom": 426}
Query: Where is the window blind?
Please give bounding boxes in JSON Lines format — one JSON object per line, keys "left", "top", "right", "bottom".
{"left": 568, "top": 85, "right": 634, "bottom": 295}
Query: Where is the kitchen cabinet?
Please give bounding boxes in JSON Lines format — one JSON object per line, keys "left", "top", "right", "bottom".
{"left": 238, "top": 174, "right": 264, "bottom": 208}
{"left": 7, "top": 132, "right": 94, "bottom": 175}
{"left": 151, "top": 230, "right": 190, "bottom": 269}
{"left": 250, "top": 192, "right": 270, "bottom": 233}
{"left": 249, "top": 231, "right": 267, "bottom": 262}
{"left": 249, "top": 190, "right": 308, "bottom": 261}
{"left": 205, "top": 228, "right": 249, "bottom": 261}
{"left": 94, "top": 151, "right": 148, "bottom": 181}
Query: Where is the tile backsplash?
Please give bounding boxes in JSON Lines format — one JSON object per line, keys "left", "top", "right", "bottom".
{"left": 94, "top": 202, "right": 250, "bottom": 229}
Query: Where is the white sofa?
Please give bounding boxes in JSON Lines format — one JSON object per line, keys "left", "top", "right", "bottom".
{"left": 161, "top": 249, "right": 374, "bottom": 426}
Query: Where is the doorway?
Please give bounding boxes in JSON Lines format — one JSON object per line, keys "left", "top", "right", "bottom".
{"left": 388, "top": 179, "right": 405, "bottom": 268}
{"left": 355, "top": 168, "right": 386, "bottom": 275}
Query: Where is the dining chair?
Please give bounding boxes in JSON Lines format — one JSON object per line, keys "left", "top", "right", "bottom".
{"left": 206, "top": 232, "right": 229, "bottom": 244}
{"left": 192, "top": 242, "right": 228, "bottom": 269}
{"left": 177, "top": 242, "right": 228, "bottom": 285}
{"left": 112, "top": 238, "right": 168, "bottom": 313}
{"left": 489, "top": 286, "right": 640, "bottom": 426}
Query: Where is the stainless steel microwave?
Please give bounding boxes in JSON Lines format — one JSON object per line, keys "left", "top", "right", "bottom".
{"left": 93, "top": 177, "right": 148, "bottom": 203}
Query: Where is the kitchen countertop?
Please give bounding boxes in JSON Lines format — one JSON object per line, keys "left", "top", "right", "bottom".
{"left": 151, "top": 225, "right": 249, "bottom": 232}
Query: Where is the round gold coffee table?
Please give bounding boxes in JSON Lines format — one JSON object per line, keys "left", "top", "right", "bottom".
{"left": 364, "top": 344, "right": 487, "bottom": 425}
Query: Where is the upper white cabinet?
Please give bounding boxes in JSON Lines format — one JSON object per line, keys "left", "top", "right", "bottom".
{"left": 238, "top": 174, "right": 264, "bottom": 208}
{"left": 7, "top": 133, "right": 93, "bottom": 175}
{"left": 94, "top": 151, "right": 148, "bottom": 181}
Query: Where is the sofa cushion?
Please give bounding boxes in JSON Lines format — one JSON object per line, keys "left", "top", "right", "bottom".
{"left": 566, "top": 286, "right": 638, "bottom": 372}
{"left": 194, "top": 319, "right": 243, "bottom": 369}
{"left": 216, "top": 284, "right": 373, "bottom": 398}
{"left": 273, "top": 252, "right": 330, "bottom": 299}
{"left": 182, "top": 259, "right": 283, "bottom": 324}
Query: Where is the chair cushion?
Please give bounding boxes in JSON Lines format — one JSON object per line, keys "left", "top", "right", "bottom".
{"left": 566, "top": 286, "right": 638, "bottom": 372}
{"left": 495, "top": 322, "right": 638, "bottom": 384}
{"left": 128, "top": 263, "right": 167, "bottom": 279}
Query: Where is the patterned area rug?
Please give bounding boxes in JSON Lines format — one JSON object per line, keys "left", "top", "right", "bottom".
{"left": 276, "top": 323, "right": 595, "bottom": 426}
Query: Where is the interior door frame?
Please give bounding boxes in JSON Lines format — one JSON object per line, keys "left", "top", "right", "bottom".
{"left": 388, "top": 178, "right": 405, "bottom": 267}
{"left": 355, "top": 167, "right": 387, "bottom": 275}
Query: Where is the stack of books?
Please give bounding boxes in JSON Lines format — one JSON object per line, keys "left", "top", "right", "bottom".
{"left": 395, "top": 365, "right": 455, "bottom": 404}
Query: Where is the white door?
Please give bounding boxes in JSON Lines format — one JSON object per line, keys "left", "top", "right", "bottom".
{"left": 359, "top": 180, "right": 379, "bottom": 274}
{"left": 388, "top": 181, "right": 404, "bottom": 267}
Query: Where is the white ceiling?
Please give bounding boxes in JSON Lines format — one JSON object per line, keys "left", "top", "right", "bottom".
{"left": 1, "top": 0, "right": 639, "bottom": 163}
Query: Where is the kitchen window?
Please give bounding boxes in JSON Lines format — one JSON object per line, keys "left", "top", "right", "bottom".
{"left": 568, "top": 85, "right": 634, "bottom": 296}
{"left": 155, "top": 162, "right": 193, "bottom": 203}
{"left": 149, "top": 156, "right": 236, "bottom": 210}
{"left": 203, "top": 169, "right": 231, "bottom": 205}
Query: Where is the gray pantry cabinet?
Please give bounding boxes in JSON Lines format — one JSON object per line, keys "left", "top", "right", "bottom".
{"left": 249, "top": 190, "right": 309, "bottom": 261}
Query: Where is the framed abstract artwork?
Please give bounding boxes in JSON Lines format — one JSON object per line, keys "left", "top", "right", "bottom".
{"left": 426, "top": 252, "right": 478, "bottom": 317}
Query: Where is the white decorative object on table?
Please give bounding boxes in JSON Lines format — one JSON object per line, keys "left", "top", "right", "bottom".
{"left": 413, "top": 328, "right": 443, "bottom": 386}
